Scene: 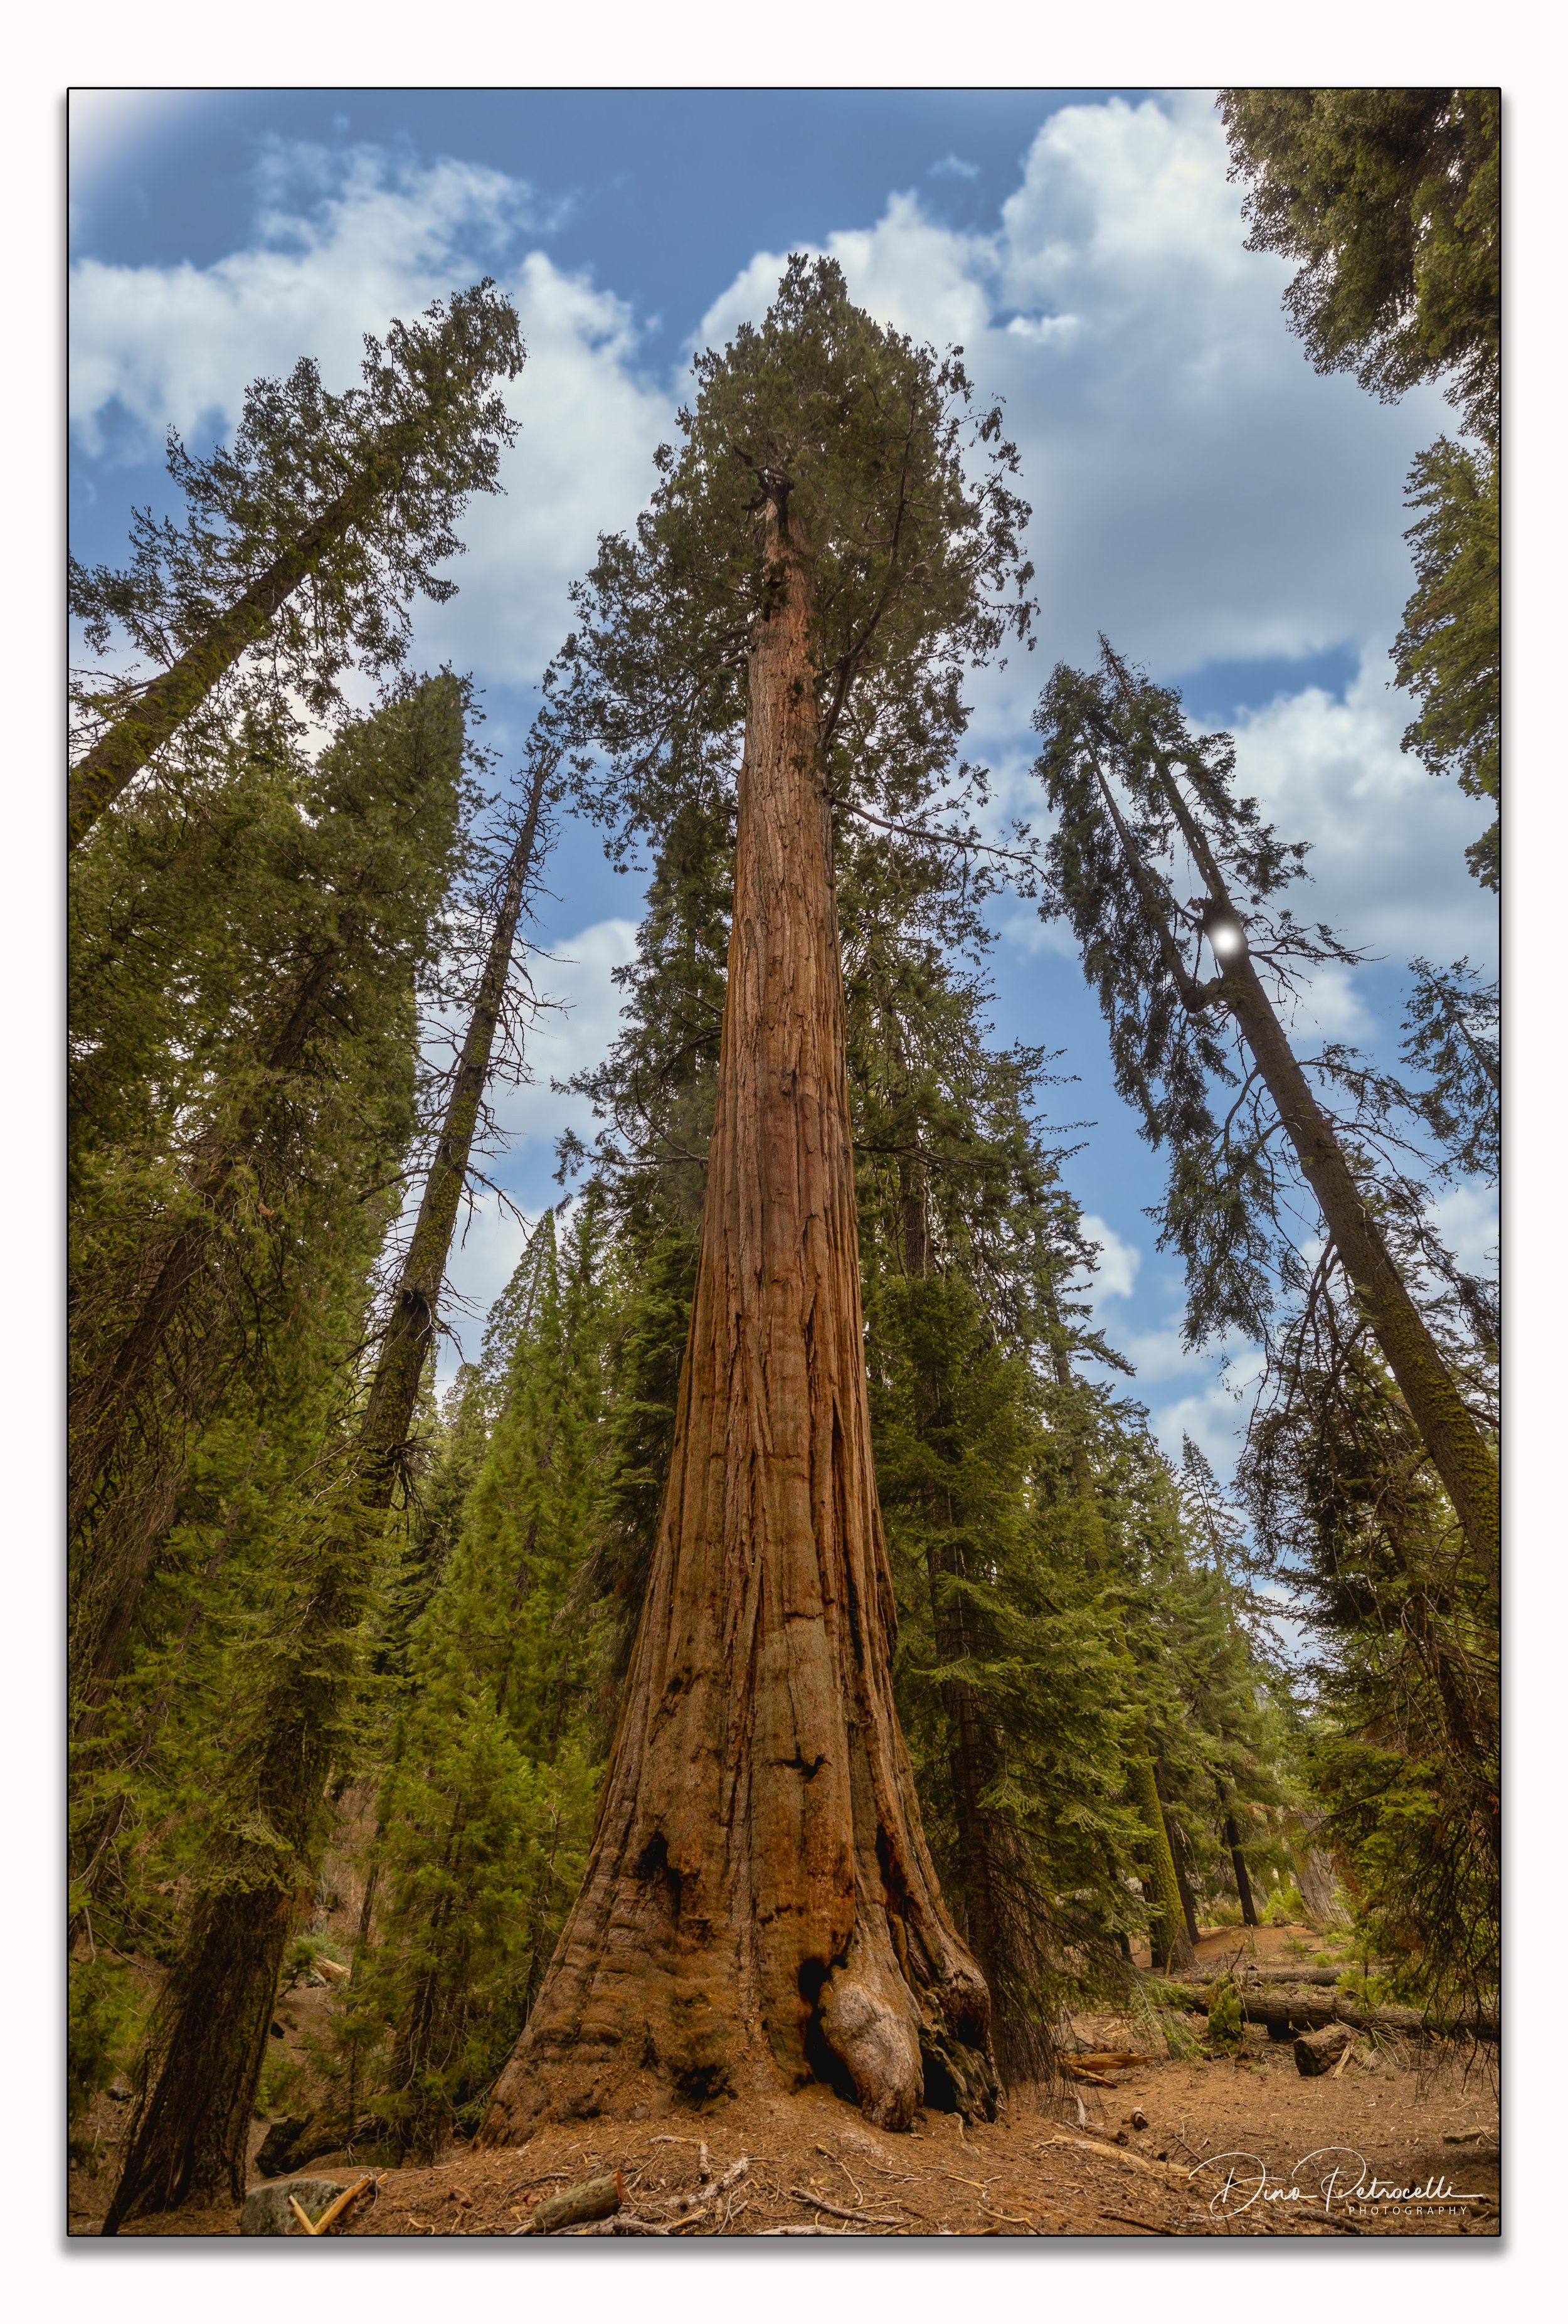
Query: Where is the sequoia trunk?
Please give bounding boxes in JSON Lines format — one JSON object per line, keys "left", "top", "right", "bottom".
{"left": 482, "top": 514, "right": 994, "bottom": 2140}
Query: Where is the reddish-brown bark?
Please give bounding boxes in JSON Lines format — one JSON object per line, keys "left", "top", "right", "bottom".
{"left": 482, "top": 513, "right": 993, "bottom": 2140}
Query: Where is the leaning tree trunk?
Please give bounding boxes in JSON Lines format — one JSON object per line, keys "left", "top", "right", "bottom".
{"left": 1131, "top": 748, "right": 1500, "bottom": 1594}
{"left": 482, "top": 513, "right": 994, "bottom": 2142}
{"left": 67, "top": 437, "right": 416, "bottom": 851}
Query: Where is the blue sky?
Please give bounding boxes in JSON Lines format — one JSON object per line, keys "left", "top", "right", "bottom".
{"left": 68, "top": 87, "right": 1498, "bottom": 1468}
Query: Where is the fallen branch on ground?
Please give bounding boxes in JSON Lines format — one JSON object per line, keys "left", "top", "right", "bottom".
{"left": 287, "top": 2175, "right": 373, "bottom": 2236}
{"left": 789, "top": 2189, "right": 904, "bottom": 2226}
{"left": 514, "top": 2171, "right": 624, "bottom": 2234}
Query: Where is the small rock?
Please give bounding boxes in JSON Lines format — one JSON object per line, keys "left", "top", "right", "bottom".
{"left": 241, "top": 2176, "right": 346, "bottom": 2236}
{"left": 1293, "top": 2023, "right": 1353, "bottom": 2077}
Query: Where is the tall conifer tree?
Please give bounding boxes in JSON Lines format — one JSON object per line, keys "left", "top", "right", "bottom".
{"left": 484, "top": 257, "right": 1034, "bottom": 2135}
{"left": 69, "top": 283, "right": 524, "bottom": 847}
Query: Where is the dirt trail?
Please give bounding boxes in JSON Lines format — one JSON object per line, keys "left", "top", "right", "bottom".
{"left": 72, "top": 2007, "right": 1498, "bottom": 2241}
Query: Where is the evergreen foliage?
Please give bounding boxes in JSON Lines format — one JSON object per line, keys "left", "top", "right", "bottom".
{"left": 1217, "top": 89, "right": 1500, "bottom": 437}
{"left": 66, "top": 207, "right": 1502, "bottom": 2200}
{"left": 342, "top": 1207, "right": 609, "bottom": 2157}
{"left": 1400, "top": 956, "right": 1500, "bottom": 1188}
{"left": 1240, "top": 1276, "right": 1500, "bottom": 2016}
{"left": 69, "top": 282, "right": 524, "bottom": 844}
{"left": 543, "top": 253, "right": 1034, "bottom": 877}
{"left": 1218, "top": 89, "right": 1500, "bottom": 887}
{"left": 68, "top": 677, "right": 469, "bottom": 1712}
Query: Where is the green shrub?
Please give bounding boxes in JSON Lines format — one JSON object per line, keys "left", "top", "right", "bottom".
{"left": 67, "top": 1956, "right": 140, "bottom": 2157}
{"left": 1261, "top": 1882, "right": 1306, "bottom": 1926}
{"left": 1204, "top": 1976, "right": 1245, "bottom": 2051}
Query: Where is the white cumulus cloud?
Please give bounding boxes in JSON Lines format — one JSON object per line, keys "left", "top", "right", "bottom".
{"left": 70, "top": 142, "right": 674, "bottom": 687}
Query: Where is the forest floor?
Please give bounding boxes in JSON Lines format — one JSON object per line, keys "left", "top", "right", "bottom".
{"left": 69, "top": 1926, "right": 1500, "bottom": 2241}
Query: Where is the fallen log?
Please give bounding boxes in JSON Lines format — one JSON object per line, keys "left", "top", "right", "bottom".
{"left": 1293, "top": 2024, "right": 1354, "bottom": 2077}
{"left": 1142, "top": 1966, "right": 1349, "bottom": 1991}
{"left": 1149, "top": 1983, "right": 1498, "bottom": 2042}
{"left": 522, "top": 2172, "right": 623, "bottom": 2234}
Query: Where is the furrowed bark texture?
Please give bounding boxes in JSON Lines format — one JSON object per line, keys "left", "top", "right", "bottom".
{"left": 483, "top": 524, "right": 995, "bottom": 2140}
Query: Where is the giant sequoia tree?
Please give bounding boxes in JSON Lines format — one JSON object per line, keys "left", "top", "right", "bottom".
{"left": 482, "top": 257, "right": 1034, "bottom": 2136}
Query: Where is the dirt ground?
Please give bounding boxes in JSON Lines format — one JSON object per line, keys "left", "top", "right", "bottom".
{"left": 69, "top": 1926, "right": 1499, "bottom": 2243}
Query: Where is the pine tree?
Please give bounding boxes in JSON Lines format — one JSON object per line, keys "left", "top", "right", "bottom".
{"left": 1240, "top": 1273, "right": 1499, "bottom": 2012}
{"left": 68, "top": 679, "right": 470, "bottom": 1714}
{"left": 101, "top": 747, "right": 553, "bottom": 2227}
{"left": 68, "top": 280, "right": 524, "bottom": 847}
{"left": 1032, "top": 642, "right": 1499, "bottom": 1588}
{"left": 343, "top": 1204, "right": 610, "bottom": 2158}
{"left": 1218, "top": 89, "right": 1500, "bottom": 886}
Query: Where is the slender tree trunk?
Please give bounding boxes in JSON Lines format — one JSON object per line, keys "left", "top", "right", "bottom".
{"left": 358, "top": 761, "right": 551, "bottom": 1504}
{"left": 1218, "top": 945, "right": 1498, "bottom": 1590}
{"left": 1216, "top": 1783, "right": 1259, "bottom": 1926}
{"left": 1131, "top": 746, "right": 1500, "bottom": 1591}
{"left": 481, "top": 511, "right": 993, "bottom": 2143}
{"left": 67, "top": 442, "right": 418, "bottom": 850}
{"left": 1155, "top": 1762, "right": 1202, "bottom": 1951}
{"left": 102, "top": 767, "right": 550, "bottom": 2229}
{"left": 1046, "top": 1326, "right": 1194, "bottom": 1971}
{"left": 1127, "top": 1751, "right": 1192, "bottom": 1971}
